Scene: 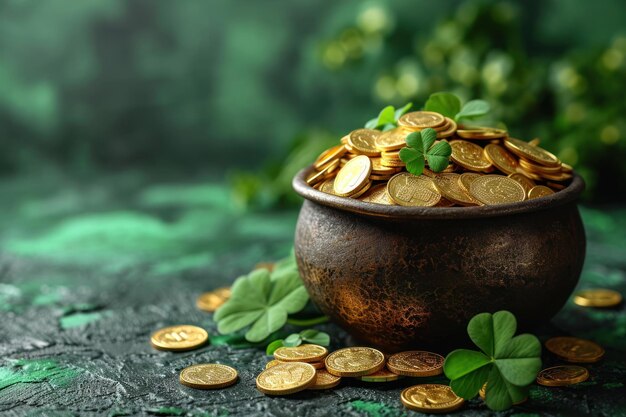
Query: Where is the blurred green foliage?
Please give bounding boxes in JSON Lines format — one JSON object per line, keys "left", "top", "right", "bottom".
{"left": 0, "top": 0, "right": 624, "bottom": 205}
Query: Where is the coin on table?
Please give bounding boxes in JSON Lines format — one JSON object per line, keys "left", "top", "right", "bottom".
{"left": 348, "top": 129, "right": 382, "bottom": 156}
{"left": 450, "top": 140, "right": 492, "bottom": 172}
{"left": 333, "top": 155, "right": 372, "bottom": 197}
{"left": 483, "top": 144, "right": 519, "bottom": 175}
{"left": 508, "top": 173, "right": 535, "bottom": 196}
{"left": 458, "top": 173, "right": 482, "bottom": 193}
{"left": 574, "top": 289, "right": 623, "bottom": 308}
{"left": 375, "top": 127, "right": 411, "bottom": 151}
{"left": 469, "top": 175, "right": 525, "bottom": 205}
{"left": 398, "top": 111, "right": 446, "bottom": 129}
{"left": 359, "top": 183, "right": 393, "bottom": 205}
{"left": 360, "top": 368, "right": 402, "bottom": 382}
{"left": 545, "top": 337, "right": 605, "bottom": 363}
{"left": 274, "top": 344, "right": 328, "bottom": 363}
{"left": 504, "top": 137, "right": 560, "bottom": 167}
{"left": 150, "top": 325, "right": 208, "bottom": 351}
{"left": 314, "top": 144, "right": 347, "bottom": 170}
{"left": 308, "top": 369, "right": 341, "bottom": 390}
{"left": 527, "top": 185, "right": 555, "bottom": 199}
{"left": 196, "top": 287, "right": 231, "bottom": 312}
{"left": 536, "top": 365, "right": 589, "bottom": 387}
{"left": 400, "top": 384, "right": 464, "bottom": 413}
{"left": 387, "top": 351, "right": 444, "bottom": 377}
{"left": 256, "top": 362, "right": 316, "bottom": 395}
{"left": 179, "top": 364, "right": 238, "bottom": 389}
{"left": 387, "top": 172, "right": 441, "bottom": 207}
{"left": 431, "top": 173, "right": 478, "bottom": 206}
{"left": 325, "top": 347, "right": 386, "bottom": 377}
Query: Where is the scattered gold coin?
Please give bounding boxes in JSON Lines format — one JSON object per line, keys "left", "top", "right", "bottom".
{"left": 375, "top": 127, "right": 410, "bottom": 151}
{"left": 484, "top": 144, "right": 519, "bottom": 175}
{"left": 536, "top": 365, "right": 589, "bottom": 387}
{"left": 359, "top": 368, "right": 402, "bottom": 382}
{"left": 450, "top": 140, "right": 492, "bottom": 172}
{"left": 400, "top": 384, "right": 464, "bottom": 413}
{"left": 431, "top": 173, "right": 478, "bottom": 206}
{"left": 398, "top": 111, "right": 446, "bottom": 129}
{"left": 150, "top": 325, "right": 208, "bottom": 352}
{"left": 256, "top": 362, "right": 316, "bottom": 395}
{"left": 387, "top": 351, "right": 444, "bottom": 377}
{"left": 545, "top": 337, "right": 605, "bottom": 363}
{"left": 325, "top": 347, "right": 386, "bottom": 377}
{"left": 333, "top": 155, "right": 372, "bottom": 197}
{"left": 308, "top": 369, "right": 341, "bottom": 390}
{"left": 179, "top": 364, "right": 238, "bottom": 389}
{"left": 274, "top": 344, "right": 328, "bottom": 363}
{"left": 387, "top": 173, "right": 441, "bottom": 207}
{"left": 196, "top": 287, "right": 231, "bottom": 312}
{"left": 574, "top": 289, "right": 623, "bottom": 308}
{"left": 469, "top": 175, "right": 526, "bottom": 205}
{"left": 348, "top": 129, "right": 381, "bottom": 156}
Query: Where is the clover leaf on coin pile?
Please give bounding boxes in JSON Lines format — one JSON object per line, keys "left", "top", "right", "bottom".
{"left": 443, "top": 311, "right": 542, "bottom": 411}
{"left": 266, "top": 328, "right": 331, "bottom": 355}
{"left": 424, "top": 92, "right": 490, "bottom": 122}
{"left": 214, "top": 254, "right": 309, "bottom": 342}
{"left": 365, "top": 102, "right": 413, "bottom": 131}
{"left": 399, "top": 128, "right": 452, "bottom": 176}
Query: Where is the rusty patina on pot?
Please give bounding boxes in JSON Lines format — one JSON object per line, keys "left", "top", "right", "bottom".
{"left": 293, "top": 167, "right": 586, "bottom": 352}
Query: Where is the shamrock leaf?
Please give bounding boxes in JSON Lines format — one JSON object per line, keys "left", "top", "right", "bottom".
{"left": 443, "top": 310, "right": 541, "bottom": 412}
{"left": 214, "top": 254, "right": 309, "bottom": 342}
{"left": 300, "top": 329, "right": 330, "bottom": 346}
{"left": 455, "top": 99, "right": 490, "bottom": 121}
{"left": 394, "top": 102, "right": 413, "bottom": 121}
{"left": 265, "top": 329, "right": 330, "bottom": 354}
{"left": 266, "top": 339, "right": 284, "bottom": 355}
{"left": 365, "top": 103, "right": 413, "bottom": 130}
{"left": 399, "top": 128, "right": 452, "bottom": 176}
{"left": 283, "top": 333, "right": 302, "bottom": 347}
{"left": 424, "top": 92, "right": 461, "bottom": 118}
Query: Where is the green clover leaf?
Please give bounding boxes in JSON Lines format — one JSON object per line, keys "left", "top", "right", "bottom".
{"left": 455, "top": 99, "right": 490, "bottom": 121}
{"left": 443, "top": 310, "right": 542, "bottom": 412}
{"left": 265, "top": 329, "right": 330, "bottom": 355}
{"left": 365, "top": 103, "right": 413, "bottom": 130}
{"left": 424, "top": 92, "right": 461, "bottom": 118}
{"left": 399, "top": 128, "right": 451, "bottom": 176}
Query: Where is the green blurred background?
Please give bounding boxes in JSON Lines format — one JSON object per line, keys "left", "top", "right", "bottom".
{"left": 1, "top": 0, "right": 625, "bottom": 207}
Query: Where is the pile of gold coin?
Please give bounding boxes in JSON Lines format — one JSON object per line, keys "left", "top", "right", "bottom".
{"left": 307, "top": 110, "right": 574, "bottom": 207}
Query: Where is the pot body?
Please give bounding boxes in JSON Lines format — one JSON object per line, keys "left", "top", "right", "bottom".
{"left": 295, "top": 199, "right": 585, "bottom": 352}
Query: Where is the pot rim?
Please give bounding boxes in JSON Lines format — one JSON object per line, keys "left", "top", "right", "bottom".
{"left": 292, "top": 166, "right": 585, "bottom": 219}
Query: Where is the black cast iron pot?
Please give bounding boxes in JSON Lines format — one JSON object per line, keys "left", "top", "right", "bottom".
{"left": 292, "top": 167, "right": 586, "bottom": 352}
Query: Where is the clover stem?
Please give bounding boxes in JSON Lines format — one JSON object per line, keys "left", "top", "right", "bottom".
{"left": 286, "top": 316, "right": 330, "bottom": 326}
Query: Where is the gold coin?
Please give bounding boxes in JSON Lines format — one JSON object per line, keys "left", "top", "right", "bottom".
{"left": 545, "top": 337, "right": 605, "bottom": 363}
{"left": 267, "top": 359, "right": 324, "bottom": 370}
{"left": 370, "top": 157, "right": 398, "bottom": 174}
{"left": 196, "top": 287, "right": 231, "bottom": 312}
{"left": 325, "top": 347, "right": 386, "bottom": 377}
{"left": 435, "top": 196, "right": 456, "bottom": 207}
{"left": 274, "top": 344, "right": 328, "bottom": 363}
{"left": 179, "top": 364, "right": 238, "bottom": 389}
{"left": 458, "top": 173, "right": 482, "bottom": 193}
{"left": 516, "top": 166, "right": 543, "bottom": 181}
{"left": 574, "top": 289, "right": 623, "bottom": 308}
{"left": 547, "top": 181, "right": 566, "bottom": 191}
{"left": 308, "top": 369, "right": 341, "bottom": 390}
{"left": 398, "top": 111, "right": 446, "bottom": 129}
{"left": 319, "top": 178, "right": 336, "bottom": 195}
{"left": 518, "top": 158, "right": 563, "bottom": 174}
{"left": 561, "top": 162, "right": 574, "bottom": 173}
{"left": 256, "top": 362, "right": 316, "bottom": 395}
{"left": 350, "top": 181, "right": 373, "bottom": 199}
{"left": 456, "top": 127, "right": 507, "bottom": 140}
{"left": 483, "top": 144, "right": 519, "bottom": 175}
{"left": 359, "top": 184, "right": 393, "bottom": 205}
{"left": 400, "top": 384, "right": 464, "bottom": 413}
{"left": 508, "top": 173, "right": 536, "bottom": 196}
{"left": 387, "top": 351, "right": 444, "bottom": 377}
{"left": 449, "top": 140, "right": 492, "bottom": 172}
{"left": 539, "top": 171, "right": 573, "bottom": 182}
{"left": 478, "top": 383, "right": 526, "bottom": 404}
{"left": 348, "top": 129, "right": 381, "bottom": 156}
{"left": 387, "top": 173, "right": 441, "bottom": 207}
{"left": 314, "top": 144, "right": 347, "bottom": 170}
{"left": 150, "top": 325, "right": 208, "bottom": 351}
{"left": 375, "top": 127, "right": 410, "bottom": 151}
{"left": 469, "top": 175, "right": 525, "bottom": 205}
{"left": 431, "top": 173, "right": 478, "bottom": 206}
{"left": 306, "top": 158, "right": 340, "bottom": 186}
{"left": 504, "top": 137, "right": 560, "bottom": 167}
{"left": 437, "top": 118, "right": 457, "bottom": 138}
{"left": 333, "top": 155, "right": 372, "bottom": 197}
{"left": 536, "top": 365, "right": 589, "bottom": 387}
{"left": 527, "top": 185, "right": 555, "bottom": 200}
{"left": 360, "top": 368, "right": 402, "bottom": 382}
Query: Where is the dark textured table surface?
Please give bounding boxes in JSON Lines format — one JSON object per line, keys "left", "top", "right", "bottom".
{"left": 1, "top": 174, "right": 625, "bottom": 417}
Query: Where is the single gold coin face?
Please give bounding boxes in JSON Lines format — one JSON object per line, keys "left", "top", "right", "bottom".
{"left": 536, "top": 365, "right": 589, "bottom": 387}
{"left": 375, "top": 127, "right": 410, "bottom": 151}
{"left": 527, "top": 185, "right": 555, "bottom": 200}
{"left": 387, "top": 351, "right": 444, "bottom": 377}
{"left": 308, "top": 369, "right": 341, "bottom": 390}
{"left": 431, "top": 173, "right": 478, "bottom": 206}
{"left": 359, "top": 184, "right": 393, "bottom": 205}
{"left": 450, "top": 140, "right": 492, "bottom": 171}
{"left": 179, "top": 364, "right": 238, "bottom": 389}
{"left": 256, "top": 362, "right": 316, "bottom": 395}
{"left": 319, "top": 178, "right": 336, "bottom": 195}
{"left": 469, "top": 175, "right": 525, "bottom": 205}
{"left": 325, "top": 347, "right": 386, "bottom": 377}
{"left": 508, "top": 173, "right": 535, "bottom": 196}
{"left": 348, "top": 129, "right": 381, "bottom": 156}
{"left": 150, "top": 325, "right": 208, "bottom": 351}
{"left": 398, "top": 111, "right": 446, "bottom": 129}
{"left": 574, "top": 289, "right": 623, "bottom": 308}
{"left": 333, "top": 155, "right": 372, "bottom": 197}
{"left": 504, "top": 137, "right": 560, "bottom": 167}
{"left": 314, "top": 144, "right": 347, "bottom": 169}
{"left": 484, "top": 144, "right": 518, "bottom": 175}
{"left": 387, "top": 173, "right": 441, "bottom": 207}
{"left": 196, "top": 287, "right": 231, "bottom": 312}
{"left": 545, "top": 337, "right": 605, "bottom": 363}
{"left": 400, "top": 384, "right": 464, "bottom": 413}
{"left": 360, "top": 368, "right": 402, "bottom": 382}
{"left": 458, "top": 173, "right": 482, "bottom": 193}
{"left": 274, "top": 344, "right": 328, "bottom": 363}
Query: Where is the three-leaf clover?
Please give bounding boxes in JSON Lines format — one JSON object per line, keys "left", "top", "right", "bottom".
{"left": 214, "top": 255, "right": 309, "bottom": 342}
{"left": 399, "top": 128, "right": 452, "bottom": 176}
{"left": 424, "top": 92, "right": 490, "bottom": 122}
{"left": 265, "top": 329, "right": 331, "bottom": 355}
{"left": 443, "top": 311, "right": 542, "bottom": 411}
{"left": 365, "top": 102, "right": 413, "bottom": 130}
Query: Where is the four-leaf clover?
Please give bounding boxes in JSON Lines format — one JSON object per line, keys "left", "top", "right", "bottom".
{"left": 399, "top": 128, "right": 452, "bottom": 176}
